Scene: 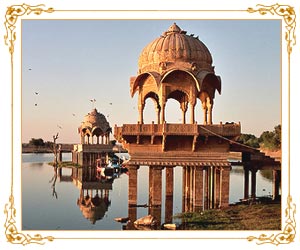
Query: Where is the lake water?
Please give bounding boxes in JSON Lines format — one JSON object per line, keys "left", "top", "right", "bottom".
{"left": 22, "top": 153, "right": 274, "bottom": 230}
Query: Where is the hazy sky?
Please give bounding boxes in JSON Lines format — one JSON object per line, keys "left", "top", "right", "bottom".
{"left": 22, "top": 19, "right": 280, "bottom": 143}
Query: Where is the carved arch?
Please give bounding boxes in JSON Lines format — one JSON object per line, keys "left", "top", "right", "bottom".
{"left": 161, "top": 68, "right": 199, "bottom": 89}
{"left": 144, "top": 91, "right": 160, "bottom": 108}
{"left": 130, "top": 71, "right": 161, "bottom": 97}
{"left": 196, "top": 71, "right": 221, "bottom": 94}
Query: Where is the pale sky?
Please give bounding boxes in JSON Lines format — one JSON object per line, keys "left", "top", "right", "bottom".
{"left": 22, "top": 19, "right": 280, "bottom": 143}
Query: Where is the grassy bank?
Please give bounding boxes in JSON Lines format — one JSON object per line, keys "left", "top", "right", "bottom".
{"left": 48, "top": 161, "right": 80, "bottom": 168}
{"left": 174, "top": 201, "right": 281, "bottom": 230}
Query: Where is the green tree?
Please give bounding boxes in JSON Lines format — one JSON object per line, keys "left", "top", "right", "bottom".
{"left": 28, "top": 138, "right": 45, "bottom": 147}
{"left": 237, "top": 134, "right": 260, "bottom": 148}
{"left": 274, "top": 124, "right": 281, "bottom": 148}
{"left": 45, "top": 141, "right": 54, "bottom": 148}
{"left": 259, "top": 125, "right": 281, "bottom": 150}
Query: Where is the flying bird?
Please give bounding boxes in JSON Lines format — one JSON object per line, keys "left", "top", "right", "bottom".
{"left": 34, "top": 103, "right": 37, "bottom": 106}
{"left": 35, "top": 92, "right": 38, "bottom": 95}
{"left": 109, "top": 102, "right": 112, "bottom": 105}
{"left": 72, "top": 113, "right": 76, "bottom": 116}
{"left": 90, "top": 99, "right": 96, "bottom": 102}
{"left": 57, "top": 125, "right": 62, "bottom": 129}
{"left": 29, "top": 68, "right": 32, "bottom": 71}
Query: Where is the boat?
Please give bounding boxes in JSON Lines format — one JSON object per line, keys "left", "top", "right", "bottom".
{"left": 96, "top": 158, "right": 123, "bottom": 179}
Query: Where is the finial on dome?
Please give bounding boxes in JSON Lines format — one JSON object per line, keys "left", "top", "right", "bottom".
{"left": 165, "top": 23, "right": 187, "bottom": 35}
{"left": 168, "top": 23, "right": 181, "bottom": 33}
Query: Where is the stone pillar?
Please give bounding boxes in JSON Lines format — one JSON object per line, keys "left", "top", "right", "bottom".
{"left": 88, "top": 166, "right": 92, "bottom": 181}
{"left": 182, "top": 166, "right": 186, "bottom": 212}
{"left": 128, "top": 206, "right": 137, "bottom": 226}
{"left": 149, "top": 206, "right": 162, "bottom": 228}
{"left": 244, "top": 166, "right": 249, "bottom": 199}
{"left": 161, "top": 103, "right": 166, "bottom": 124}
{"left": 184, "top": 166, "right": 191, "bottom": 212}
{"left": 215, "top": 167, "right": 220, "bottom": 208}
{"left": 149, "top": 166, "right": 163, "bottom": 206}
{"left": 128, "top": 165, "right": 139, "bottom": 206}
{"left": 209, "top": 166, "right": 215, "bottom": 209}
{"left": 148, "top": 167, "right": 153, "bottom": 206}
{"left": 272, "top": 169, "right": 281, "bottom": 200}
{"left": 182, "top": 110, "right": 186, "bottom": 124}
{"left": 138, "top": 101, "right": 145, "bottom": 124}
{"left": 220, "top": 167, "right": 230, "bottom": 208}
{"left": 165, "top": 167, "right": 174, "bottom": 198}
{"left": 251, "top": 168, "right": 258, "bottom": 199}
{"left": 190, "top": 103, "right": 195, "bottom": 124}
{"left": 193, "top": 167, "right": 203, "bottom": 211}
{"left": 180, "top": 101, "right": 188, "bottom": 124}
{"left": 165, "top": 195, "right": 173, "bottom": 223}
{"left": 207, "top": 98, "right": 213, "bottom": 125}
{"left": 156, "top": 106, "right": 161, "bottom": 124}
{"left": 189, "top": 166, "right": 194, "bottom": 211}
{"left": 202, "top": 103, "right": 207, "bottom": 125}
{"left": 204, "top": 166, "right": 209, "bottom": 210}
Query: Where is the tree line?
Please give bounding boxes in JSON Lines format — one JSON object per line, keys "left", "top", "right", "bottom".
{"left": 237, "top": 125, "right": 281, "bottom": 150}
{"left": 24, "top": 138, "right": 54, "bottom": 148}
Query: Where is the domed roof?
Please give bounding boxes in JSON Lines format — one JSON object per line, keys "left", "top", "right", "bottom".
{"left": 80, "top": 108, "right": 111, "bottom": 134}
{"left": 138, "top": 23, "right": 213, "bottom": 74}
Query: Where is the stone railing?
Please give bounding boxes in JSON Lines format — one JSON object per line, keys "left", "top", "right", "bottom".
{"left": 114, "top": 122, "right": 241, "bottom": 138}
{"left": 74, "top": 144, "right": 114, "bottom": 152}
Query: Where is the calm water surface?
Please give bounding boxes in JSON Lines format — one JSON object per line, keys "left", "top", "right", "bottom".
{"left": 22, "top": 153, "right": 273, "bottom": 230}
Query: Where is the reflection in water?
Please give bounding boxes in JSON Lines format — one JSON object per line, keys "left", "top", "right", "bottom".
{"left": 68, "top": 165, "right": 128, "bottom": 224}
{"left": 49, "top": 166, "right": 58, "bottom": 199}
{"left": 22, "top": 153, "right": 279, "bottom": 230}
{"left": 77, "top": 189, "right": 110, "bottom": 224}
{"left": 29, "top": 162, "right": 44, "bottom": 167}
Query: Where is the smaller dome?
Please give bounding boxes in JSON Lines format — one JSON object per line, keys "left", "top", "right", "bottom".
{"left": 79, "top": 108, "right": 111, "bottom": 135}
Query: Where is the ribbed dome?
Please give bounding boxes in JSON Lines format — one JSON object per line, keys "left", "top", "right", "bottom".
{"left": 138, "top": 23, "right": 213, "bottom": 74}
{"left": 81, "top": 108, "right": 110, "bottom": 133}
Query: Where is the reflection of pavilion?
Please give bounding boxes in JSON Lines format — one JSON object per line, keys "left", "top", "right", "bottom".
{"left": 115, "top": 23, "right": 281, "bottom": 227}
{"left": 71, "top": 167, "right": 113, "bottom": 224}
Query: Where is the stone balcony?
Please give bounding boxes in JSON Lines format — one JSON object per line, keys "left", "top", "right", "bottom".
{"left": 114, "top": 122, "right": 241, "bottom": 154}
{"left": 115, "top": 122, "right": 241, "bottom": 139}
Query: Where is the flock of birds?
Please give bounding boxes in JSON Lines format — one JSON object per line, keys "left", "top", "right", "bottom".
{"left": 33, "top": 92, "right": 114, "bottom": 131}
{"left": 29, "top": 67, "right": 134, "bottom": 136}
